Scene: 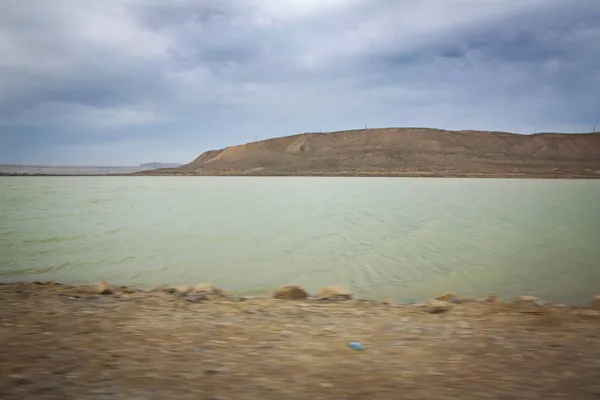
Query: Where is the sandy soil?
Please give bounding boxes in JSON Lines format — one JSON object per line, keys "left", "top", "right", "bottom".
{"left": 1, "top": 282, "right": 600, "bottom": 400}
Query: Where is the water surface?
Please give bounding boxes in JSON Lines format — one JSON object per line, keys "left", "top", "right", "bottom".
{"left": 1, "top": 177, "right": 599, "bottom": 305}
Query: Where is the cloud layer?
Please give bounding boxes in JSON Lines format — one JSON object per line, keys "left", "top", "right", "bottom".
{"left": 1, "top": 0, "right": 599, "bottom": 165}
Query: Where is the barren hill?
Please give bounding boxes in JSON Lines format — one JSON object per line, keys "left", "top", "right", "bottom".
{"left": 144, "top": 128, "right": 600, "bottom": 178}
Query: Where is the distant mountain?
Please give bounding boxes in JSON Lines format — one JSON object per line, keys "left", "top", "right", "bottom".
{"left": 140, "top": 127, "right": 600, "bottom": 178}
{"left": 139, "top": 162, "right": 182, "bottom": 169}
{"left": 0, "top": 162, "right": 183, "bottom": 175}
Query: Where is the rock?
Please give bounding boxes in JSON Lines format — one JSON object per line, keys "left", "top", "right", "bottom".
{"left": 177, "top": 286, "right": 193, "bottom": 293}
{"left": 185, "top": 295, "right": 207, "bottom": 303}
{"left": 484, "top": 293, "right": 501, "bottom": 303}
{"left": 194, "top": 283, "right": 217, "bottom": 292}
{"left": 513, "top": 296, "right": 548, "bottom": 307}
{"left": 315, "top": 285, "right": 352, "bottom": 300}
{"left": 273, "top": 286, "right": 309, "bottom": 300}
{"left": 204, "top": 369, "right": 222, "bottom": 375}
{"left": 534, "top": 300, "right": 549, "bottom": 307}
{"left": 426, "top": 299, "right": 453, "bottom": 313}
{"left": 518, "top": 295, "right": 539, "bottom": 302}
{"left": 452, "top": 295, "right": 478, "bottom": 304}
{"left": 591, "top": 295, "right": 600, "bottom": 310}
{"left": 193, "top": 283, "right": 229, "bottom": 298}
{"left": 95, "top": 281, "right": 114, "bottom": 295}
{"left": 435, "top": 292, "right": 456, "bottom": 302}
{"left": 150, "top": 284, "right": 171, "bottom": 293}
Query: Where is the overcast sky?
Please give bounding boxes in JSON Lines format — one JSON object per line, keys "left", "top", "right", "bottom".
{"left": 1, "top": 0, "right": 599, "bottom": 166}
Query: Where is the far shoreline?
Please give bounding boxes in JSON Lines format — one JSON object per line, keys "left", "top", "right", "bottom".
{"left": 2, "top": 172, "right": 600, "bottom": 179}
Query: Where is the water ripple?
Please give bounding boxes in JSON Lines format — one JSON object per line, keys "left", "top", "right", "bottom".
{"left": 1, "top": 177, "right": 600, "bottom": 305}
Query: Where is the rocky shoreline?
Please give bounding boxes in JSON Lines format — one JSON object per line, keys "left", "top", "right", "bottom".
{"left": 1, "top": 281, "right": 600, "bottom": 399}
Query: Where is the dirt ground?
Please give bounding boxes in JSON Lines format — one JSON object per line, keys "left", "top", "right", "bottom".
{"left": 1, "top": 282, "right": 600, "bottom": 400}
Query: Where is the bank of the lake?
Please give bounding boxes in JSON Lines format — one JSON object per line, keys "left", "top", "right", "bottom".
{"left": 1, "top": 281, "right": 600, "bottom": 400}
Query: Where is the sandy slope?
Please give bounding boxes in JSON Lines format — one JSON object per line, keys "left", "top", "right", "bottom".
{"left": 141, "top": 128, "right": 600, "bottom": 178}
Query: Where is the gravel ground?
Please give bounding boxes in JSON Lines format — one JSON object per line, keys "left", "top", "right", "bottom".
{"left": 1, "top": 282, "right": 599, "bottom": 400}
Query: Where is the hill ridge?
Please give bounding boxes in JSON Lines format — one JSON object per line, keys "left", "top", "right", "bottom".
{"left": 142, "top": 127, "right": 600, "bottom": 178}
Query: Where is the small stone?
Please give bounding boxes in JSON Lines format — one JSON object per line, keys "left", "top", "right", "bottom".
{"left": 435, "top": 292, "right": 456, "bottom": 302}
{"left": 10, "top": 375, "right": 32, "bottom": 385}
{"left": 185, "top": 295, "right": 207, "bottom": 303}
{"left": 392, "top": 341, "right": 404, "bottom": 347}
{"left": 426, "top": 299, "right": 453, "bottom": 313}
{"left": 517, "top": 295, "right": 539, "bottom": 302}
{"left": 150, "top": 284, "right": 170, "bottom": 293}
{"left": 533, "top": 299, "right": 548, "bottom": 307}
{"left": 204, "top": 369, "right": 221, "bottom": 375}
{"left": 484, "top": 293, "right": 500, "bottom": 303}
{"left": 273, "top": 286, "right": 309, "bottom": 300}
{"left": 193, "top": 283, "right": 229, "bottom": 299}
{"left": 591, "top": 295, "right": 600, "bottom": 310}
{"left": 315, "top": 285, "right": 353, "bottom": 300}
{"left": 95, "top": 281, "right": 114, "bottom": 295}
{"left": 194, "top": 283, "right": 217, "bottom": 292}
{"left": 453, "top": 295, "right": 478, "bottom": 304}
{"left": 177, "top": 285, "right": 193, "bottom": 293}
{"left": 319, "top": 383, "right": 334, "bottom": 388}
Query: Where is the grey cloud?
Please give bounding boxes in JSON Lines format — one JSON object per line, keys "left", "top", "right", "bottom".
{"left": 0, "top": 0, "right": 598, "bottom": 165}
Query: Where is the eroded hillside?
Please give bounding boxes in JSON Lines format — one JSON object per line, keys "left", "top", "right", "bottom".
{"left": 142, "top": 128, "right": 600, "bottom": 178}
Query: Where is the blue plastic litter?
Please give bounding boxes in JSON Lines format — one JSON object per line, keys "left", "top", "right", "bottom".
{"left": 348, "top": 341, "right": 365, "bottom": 351}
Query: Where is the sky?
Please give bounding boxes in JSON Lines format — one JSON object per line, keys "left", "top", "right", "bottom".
{"left": 1, "top": 0, "right": 599, "bottom": 166}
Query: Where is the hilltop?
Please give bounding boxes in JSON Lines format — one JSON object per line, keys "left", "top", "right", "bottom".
{"left": 140, "top": 128, "right": 600, "bottom": 178}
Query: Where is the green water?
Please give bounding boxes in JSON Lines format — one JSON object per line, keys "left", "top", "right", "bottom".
{"left": 1, "top": 176, "right": 599, "bottom": 305}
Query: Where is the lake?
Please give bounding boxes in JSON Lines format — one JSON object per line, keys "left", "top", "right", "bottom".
{"left": 1, "top": 177, "right": 599, "bottom": 305}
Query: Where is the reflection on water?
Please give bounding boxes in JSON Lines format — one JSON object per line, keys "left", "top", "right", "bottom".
{"left": 1, "top": 177, "right": 599, "bottom": 305}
